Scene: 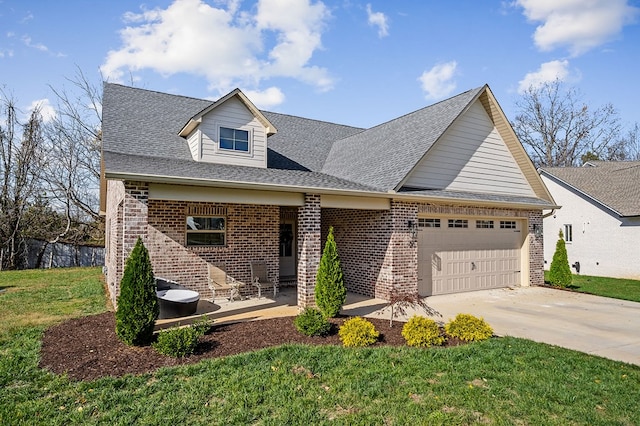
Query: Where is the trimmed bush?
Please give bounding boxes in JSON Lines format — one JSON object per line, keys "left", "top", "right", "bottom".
{"left": 153, "top": 317, "right": 211, "bottom": 357}
{"left": 294, "top": 307, "right": 332, "bottom": 337}
{"left": 315, "top": 226, "right": 346, "bottom": 318}
{"left": 445, "top": 314, "right": 493, "bottom": 342}
{"left": 549, "top": 229, "right": 572, "bottom": 287}
{"left": 401, "top": 315, "right": 445, "bottom": 347}
{"left": 115, "top": 237, "right": 159, "bottom": 346}
{"left": 338, "top": 317, "right": 379, "bottom": 347}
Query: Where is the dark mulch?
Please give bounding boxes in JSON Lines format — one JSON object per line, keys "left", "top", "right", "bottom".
{"left": 40, "top": 312, "right": 466, "bottom": 382}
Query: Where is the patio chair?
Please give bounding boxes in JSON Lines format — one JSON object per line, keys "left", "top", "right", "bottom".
{"left": 249, "top": 260, "right": 278, "bottom": 298}
{"left": 208, "top": 263, "right": 245, "bottom": 302}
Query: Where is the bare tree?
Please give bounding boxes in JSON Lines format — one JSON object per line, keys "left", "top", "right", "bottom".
{"left": 619, "top": 123, "right": 640, "bottom": 161}
{"left": 0, "top": 93, "right": 45, "bottom": 269}
{"left": 513, "top": 80, "right": 621, "bottom": 167}
{"left": 42, "top": 67, "right": 103, "bottom": 244}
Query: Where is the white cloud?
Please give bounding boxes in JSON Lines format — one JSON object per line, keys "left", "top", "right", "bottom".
{"left": 418, "top": 61, "right": 458, "bottom": 100}
{"left": 101, "top": 0, "right": 333, "bottom": 98}
{"left": 517, "top": 59, "right": 570, "bottom": 93}
{"left": 27, "top": 98, "right": 56, "bottom": 123}
{"left": 516, "top": 0, "right": 639, "bottom": 56}
{"left": 22, "top": 35, "right": 48, "bottom": 52}
{"left": 366, "top": 4, "right": 389, "bottom": 38}
{"left": 243, "top": 86, "right": 285, "bottom": 109}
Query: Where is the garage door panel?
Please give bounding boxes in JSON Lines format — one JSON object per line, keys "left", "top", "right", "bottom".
{"left": 418, "top": 222, "right": 523, "bottom": 296}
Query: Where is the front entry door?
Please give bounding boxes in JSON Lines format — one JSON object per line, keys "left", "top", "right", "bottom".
{"left": 279, "top": 220, "right": 296, "bottom": 278}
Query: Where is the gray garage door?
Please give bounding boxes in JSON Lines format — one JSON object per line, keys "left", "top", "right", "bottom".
{"left": 417, "top": 217, "right": 523, "bottom": 296}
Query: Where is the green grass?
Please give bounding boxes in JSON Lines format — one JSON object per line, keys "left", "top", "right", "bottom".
{"left": 544, "top": 271, "right": 640, "bottom": 302}
{"left": 1, "top": 268, "right": 640, "bottom": 425}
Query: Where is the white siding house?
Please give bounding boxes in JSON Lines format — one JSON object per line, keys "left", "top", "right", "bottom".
{"left": 540, "top": 161, "right": 640, "bottom": 280}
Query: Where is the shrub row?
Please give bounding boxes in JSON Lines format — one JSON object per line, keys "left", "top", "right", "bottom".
{"left": 293, "top": 311, "right": 493, "bottom": 347}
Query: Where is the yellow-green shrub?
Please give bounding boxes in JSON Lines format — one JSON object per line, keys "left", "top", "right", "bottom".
{"left": 338, "top": 317, "right": 379, "bottom": 347}
{"left": 401, "top": 315, "right": 444, "bottom": 347}
{"left": 445, "top": 313, "right": 493, "bottom": 342}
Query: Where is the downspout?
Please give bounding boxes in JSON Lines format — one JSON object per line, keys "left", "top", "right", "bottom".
{"left": 542, "top": 209, "right": 556, "bottom": 218}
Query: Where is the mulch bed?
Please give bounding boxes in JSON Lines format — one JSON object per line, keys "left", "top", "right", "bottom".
{"left": 40, "top": 312, "right": 466, "bottom": 382}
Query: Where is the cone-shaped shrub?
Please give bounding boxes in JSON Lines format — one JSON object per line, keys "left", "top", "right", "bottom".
{"left": 549, "top": 230, "right": 572, "bottom": 288}
{"left": 315, "top": 226, "right": 346, "bottom": 318}
{"left": 115, "top": 237, "right": 159, "bottom": 346}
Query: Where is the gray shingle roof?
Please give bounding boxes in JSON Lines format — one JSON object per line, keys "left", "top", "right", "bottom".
{"left": 104, "top": 151, "right": 378, "bottom": 192}
{"left": 102, "top": 83, "right": 554, "bottom": 208}
{"left": 263, "top": 112, "right": 363, "bottom": 171}
{"left": 540, "top": 161, "right": 640, "bottom": 216}
{"left": 321, "top": 87, "right": 484, "bottom": 191}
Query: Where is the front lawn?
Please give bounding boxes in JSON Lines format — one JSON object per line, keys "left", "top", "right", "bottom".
{"left": 544, "top": 271, "right": 640, "bottom": 302}
{"left": 1, "top": 268, "right": 639, "bottom": 425}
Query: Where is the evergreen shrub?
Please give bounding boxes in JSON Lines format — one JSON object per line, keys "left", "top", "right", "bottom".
{"left": 549, "top": 230, "right": 572, "bottom": 287}
{"left": 115, "top": 237, "right": 159, "bottom": 346}
{"left": 294, "top": 308, "right": 332, "bottom": 337}
{"left": 153, "top": 319, "right": 210, "bottom": 357}
{"left": 338, "top": 317, "right": 379, "bottom": 347}
{"left": 315, "top": 226, "right": 346, "bottom": 318}
{"left": 445, "top": 314, "right": 493, "bottom": 342}
{"left": 401, "top": 315, "right": 445, "bottom": 347}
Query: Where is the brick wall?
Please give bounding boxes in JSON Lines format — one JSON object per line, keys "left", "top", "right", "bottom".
{"left": 104, "top": 179, "right": 280, "bottom": 304}
{"left": 378, "top": 201, "right": 419, "bottom": 300}
{"left": 147, "top": 200, "right": 280, "bottom": 299}
{"left": 104, "top": 180, "right": 125, "bottom": 307}
{"left": 527, "top": 210, "right": 544, "bottom": 286}
{"left": 321, "top": 201, "right": 419, "bottom": 300}
{"left": 321, "top": 208, "right": 389, "bottom": 297}
{"left": 297, "top": 194, "right": 321, "bottom": 307}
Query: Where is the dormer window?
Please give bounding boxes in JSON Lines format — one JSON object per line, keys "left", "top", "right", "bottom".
{"left": 220, "top": 127, "right": 249, "bottom": 152}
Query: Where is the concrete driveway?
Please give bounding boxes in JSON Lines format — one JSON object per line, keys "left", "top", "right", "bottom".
{"left": 350, "top": 286, "right": 640, "bottom": 366}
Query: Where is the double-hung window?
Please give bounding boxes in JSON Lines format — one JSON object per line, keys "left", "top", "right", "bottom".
{"left": 219, "top": 127, "right": 249, "bottom": 152}
{"left": 564, "top": 224, "right": 573, "bottom": 242}
{"left": 186, "top": 216, "right": 226, "bottom": 246}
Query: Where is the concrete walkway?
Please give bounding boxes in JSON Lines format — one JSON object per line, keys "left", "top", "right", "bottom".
{"left": 156, "top": 286, "right": 640, "bottom": 366}
{"left": 351, "top": 287, "right": 640, "bottom": 366}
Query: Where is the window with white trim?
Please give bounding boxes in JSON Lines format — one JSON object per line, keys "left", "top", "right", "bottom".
{"left": 476, "top": 220, "right": 494, "bottom": 229}
{"left": 219, "top": 127, "right": 249, "bottom": 152}
{"left": 418, "top": 218, "right": 440, "bottom": 228}
{"left": 448, "top": 219, "right": 468, "bottom": 228}
{"left": 186, "top": 216, "right": 226, "bottom": 246}
{"left": 564, "top": 224, "right": 573, "bottom": 242}
{"left": 500, "top": 220, "right": 517, "bottom": 229}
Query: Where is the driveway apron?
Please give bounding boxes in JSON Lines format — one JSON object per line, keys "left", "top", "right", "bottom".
{"left": 367, "top": 286, "right": 640, "bottom": 366}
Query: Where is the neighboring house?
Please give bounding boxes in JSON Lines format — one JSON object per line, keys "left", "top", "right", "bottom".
{"left": 101, "top": 83, "right": 557, "bottom": 308}
{"left": 540, "top": 161, "right": 640, "bottom": 279}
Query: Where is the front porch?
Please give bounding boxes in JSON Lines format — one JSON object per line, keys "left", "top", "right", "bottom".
{"left": 154, "top": 287, "right": 389, "bottom": 331}
{"left": 105, "top": 180, "right": 420, "bottom": 309}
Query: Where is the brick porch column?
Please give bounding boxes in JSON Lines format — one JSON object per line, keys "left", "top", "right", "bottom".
{"left": 297, "top": 194, "right": 321, "bottom": 308}
{"left": 376, "top": 200, "right": 418, "bottom": 300}
{"left": 121, "top": 180, "right": 149, "bottom": 282}
{"left": 528, "top": 210, "right": 544, "bottom": 286}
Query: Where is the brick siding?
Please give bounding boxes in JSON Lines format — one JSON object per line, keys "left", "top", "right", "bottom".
{"left": 527, "top": 210, "right": 544, "bottom": 286}
{"left": 105, "top": 179, "right": 545, "bottom": 307}
{"left": 297, "top": 194, "right": 321, "bottom": 307}
{"left": 104, "top": 179, "right": 279, "bottom": 305}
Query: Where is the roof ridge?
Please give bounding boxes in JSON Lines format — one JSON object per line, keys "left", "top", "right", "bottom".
{"left": 104, "top": 82, "right": 216, "bottom": 104}
{"left": 357, "top": 86, "right": 483, "bottom": 133}
{"left": 262, "top": 110, "right": 364, "bottom": 130}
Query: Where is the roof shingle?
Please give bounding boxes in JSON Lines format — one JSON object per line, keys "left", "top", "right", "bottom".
{"left": 540, "top": 161, "right": 640, "bottom": 216}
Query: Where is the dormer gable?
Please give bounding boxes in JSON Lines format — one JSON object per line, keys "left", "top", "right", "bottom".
{"left": 178, "top": 89, "right": 277, "bottom": 168}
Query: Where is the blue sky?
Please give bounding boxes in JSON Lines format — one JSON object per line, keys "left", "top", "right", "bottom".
{"left": 1, "top": 0, "right": 639, "bottom": 130}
